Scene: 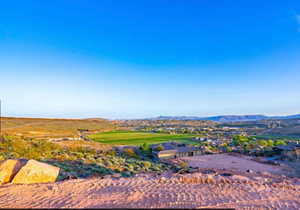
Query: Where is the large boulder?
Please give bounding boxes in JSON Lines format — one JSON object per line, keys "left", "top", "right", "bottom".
{"left": 0, "top": 159, "right": 26, "bottom": 184}
{"left": 12, "top": 160, "right": 60, "bottom": 184}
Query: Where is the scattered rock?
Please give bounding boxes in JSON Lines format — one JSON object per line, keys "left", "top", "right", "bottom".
{"left": 12, "top": 160, "right": 60, "bottom": 184}
{"left": 121, "top": 171, "right": 131, "bottom": 177}
{"left": 201, "top": 169, "right": 217, "bottom": 174}
{"left": 206, "top": 174, "right": 216, "bottom": 184}
{"left": 0, "top": 159, "right": 26, "bottom": 184}
{"left": 64, "top": 174, "right": 78, "bottom": 180}
{"left": 260, "top": 171, "right": 271, "bottom": 176}
{"left": 220, "top": 173, "right": 233, "bottom": 177}
{"left": 265, "top": 160, "right": 280, "bottom": 166}
{"left": 253, "top": 176, "right": 269, "bottom": 183}
{"left": 231, "top": 175, "right": 250, "bottom": 182}
{"left": 187, "top": 168, "right": 198, "bottom": 173}
{"left": 158, "top": 177, "right": 167, "bottom": 183}
{"left": 112, "top": 173, "right": 122, "bottom": 178}
{"left": 103, "top": 175, "right": 112, "bottom": 179}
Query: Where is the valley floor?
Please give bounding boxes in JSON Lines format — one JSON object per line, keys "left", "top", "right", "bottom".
{"left": 0, "top": 170, "right": 300, "bottom": 209}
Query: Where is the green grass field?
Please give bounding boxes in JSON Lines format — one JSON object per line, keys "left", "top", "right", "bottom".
{"left": 88, "top": 130, "right": 197, "bottom": 146}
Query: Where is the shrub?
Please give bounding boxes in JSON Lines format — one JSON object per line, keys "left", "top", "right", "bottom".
{"left": 142, "top": 161, "right": 151, "bottom": 169}
{"left": 232, "top": 135, "right": 250, "bottom": 146}
{"left": 155, "top": 145, "right": 164, "bottom": 151}
{"left": 266, "top": 140, "right": 274, "bottom": 147}
{"left": 257, "top": 140, "right": 268, "bottom": 147}
{"left": 224, "top": 146, "right": 232, "bottom": 152}
{"left": 105, "top": 150, "right": 116, "bottom": 156}
{"left": 0, "top": 135, "right": 171, "bottom": 179}
{"left": 274, "top": 140, "right": 286, "bottom": 146}
{"left": 178, "top": 161, "right": 188, "bottom": 169}
{"left": 123, "top": 148, "right": 138, "bottom": 158}
{"left": 140, "top": 143, "right": 151, "bottom": 153}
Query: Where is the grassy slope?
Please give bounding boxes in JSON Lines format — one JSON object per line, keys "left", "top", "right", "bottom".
{"left": 1, "top": 117, "right": 116, "bottom": 139}
{"left": 89, "top": 130, "right": 197, "bottom": 145}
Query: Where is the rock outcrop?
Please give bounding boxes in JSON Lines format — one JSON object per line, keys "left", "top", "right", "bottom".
{"left": 0, "top": 159, "right": 26, "bottom": 184}
{"left": 12, "top": 160, "right": 60, "bottom": 184}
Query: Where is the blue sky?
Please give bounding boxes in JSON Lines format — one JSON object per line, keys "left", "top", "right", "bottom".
{"left": 1, "top": 0, "right": 300, "bottom": 119}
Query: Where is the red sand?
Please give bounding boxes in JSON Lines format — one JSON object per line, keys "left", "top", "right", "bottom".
{"left": 0, "top": 171, "right": 299, "bottom": 209}
{"left": 181, "top": 154, "right": 294, "bottom": 175}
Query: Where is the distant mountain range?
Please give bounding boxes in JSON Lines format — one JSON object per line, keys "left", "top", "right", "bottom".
{"left": 146, "top": 114, "right": 300, "bottom": 122}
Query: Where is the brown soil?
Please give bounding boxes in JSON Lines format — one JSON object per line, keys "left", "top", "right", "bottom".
{"left": 180, "top": 154, "right": 295, "bottom": 176}
{"left": 0, "top": 172, "right": 299, "bottom": 209}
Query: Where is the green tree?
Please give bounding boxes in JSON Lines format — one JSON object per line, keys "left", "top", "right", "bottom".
{"left": 257, "top": 140, "right": 268, "bottom": 147}
{"left": 274, "top": 140, "right": 286, "bottom": 146}
{"left": 266, "top": 140, "right": 274, "bottom": 147}
{"left": 232, "top": 135, "right": 250, "bottom": 146}
{"left": 141, "top": 143, "right": 150, "bottom": 152}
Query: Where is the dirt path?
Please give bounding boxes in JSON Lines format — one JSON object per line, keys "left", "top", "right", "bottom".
{"left": 0, "top": 172, "right": 299, "bottom": 209}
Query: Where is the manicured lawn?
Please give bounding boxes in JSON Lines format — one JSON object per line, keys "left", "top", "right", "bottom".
{"left": 88, "top": 130, "right": 197, "bottom": 146}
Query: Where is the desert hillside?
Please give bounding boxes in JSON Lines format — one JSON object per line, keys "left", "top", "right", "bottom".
{"left": 1, "top": 117, "right": 117, "bottom": 139}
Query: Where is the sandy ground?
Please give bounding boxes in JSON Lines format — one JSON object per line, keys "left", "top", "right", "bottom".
{"left": 1, "top": 154, "right": 299, "bottom": 209}
{"left": 0, "top": 170, "right": 300, "bottom": 209}
{"left": 181, "top": 154, "right": 295, "bottom": 176}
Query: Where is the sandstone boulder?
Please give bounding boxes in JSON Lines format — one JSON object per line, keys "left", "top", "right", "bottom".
{"left": 0, "top": 159, "right": 26, "bottom": 184}
{"left": 112, "top": 173, "right": 122, "bottom": 178}
{"left": 12, "top": 160, "right": 60, "bottom": 184}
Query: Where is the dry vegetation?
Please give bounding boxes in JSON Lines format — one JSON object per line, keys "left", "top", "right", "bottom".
{"left": 1, "top": 117, "right": 117, "bottom": 139}
{"left": 0, "top": 136, "right": 169, "bottom": 180}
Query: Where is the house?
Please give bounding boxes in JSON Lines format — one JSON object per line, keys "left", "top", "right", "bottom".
{"left": 175, "top": 147, "right": 203, "bottom": 158}
{"left": 151, "top": 142, "right": 203, "bottom": 159}
{"left": 193, "top": 137, "right": 206, "bottom": 141}
{"left": 192, "top": 137, "right": 214, "bottom": 143}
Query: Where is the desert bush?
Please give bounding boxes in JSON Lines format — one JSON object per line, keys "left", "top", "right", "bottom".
{"left": 105, "top": 149, "right": 117, "bottom": 156}
{"left": 0, "top": 135, "right": 170, "bottom": 178}
{"left": 232, "top": 135, "right": 250, "bottom": 146}
{"left": 123, "top": 148, "right": 139, "bottom": 158}
{"left": 257, "top": 140, "right": 268, "bottom": 147}
{"left": 266, "top": 140, "right": 274, "bottom": 147}
{"left": 140, "top": 143, "right": 150, "bottom": 152}
{"left": 274, "top": 140, "right": 286, "bottom": 146}
{"left": 142, "top": 161, "right": 152, "bottom": 169}
{"left": 178, "top": 161, "right": 188, "bottom": 169}
{"left": 155, "top": 145, "right": 164, "bottom": 151}
{"left": 224, "top": 146, "right": 232, "bottom": 152}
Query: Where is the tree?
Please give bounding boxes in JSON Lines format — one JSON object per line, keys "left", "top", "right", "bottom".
{"left": 232, "top": 135, "right": 250, "bottom": 146}
{"left": 266, "top": 140, "right": 274, "bottom": 147}
{"left": 257, "top": 140, "right": 268, "bottom": 147}
{"left": 141, "top": 143, "right": 151, "bottom": 154}
{"left": 274, "top": 140, "right": 286, "bottom": 146}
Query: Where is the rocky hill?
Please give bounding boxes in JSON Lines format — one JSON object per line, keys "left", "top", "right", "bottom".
{"left": 146, "top": 114, "right": 300, "bottom": 122}
{"left": 0, "top": 117, "right": 116, "bottom": 139}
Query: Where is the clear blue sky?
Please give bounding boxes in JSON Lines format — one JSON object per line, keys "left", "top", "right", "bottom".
{"left": 1, "top": 0, "right": 300, "bottom": 119}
